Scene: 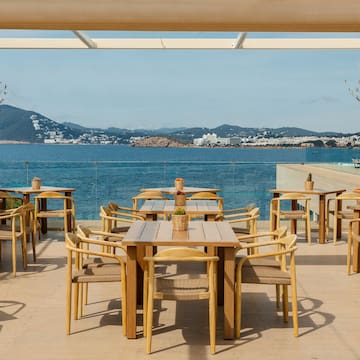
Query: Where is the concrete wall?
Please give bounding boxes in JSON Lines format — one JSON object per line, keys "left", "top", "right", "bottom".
{"left": 276, "top": 163, "right": 360, "bottom": 218}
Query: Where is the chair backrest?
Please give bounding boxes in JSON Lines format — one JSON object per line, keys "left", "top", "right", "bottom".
{"left": 132, "top": 191, "right": 168, "bottom": 210}
{"left": 243, "top": 234, "right": 297, "bottom": 271}
{"left": 144, "top": 247, "right": 219, "bottom": 300}
{"left": 77, "top": 224, "right": 92, "bottom": 238}
{"left": 34, "top": 191, "right": 76, "bottom": 215}
{"left": 272, "top": 193, "right": 311, "bottom": 214}
{"left": 335, "top": 192, "right": 360, "bottom": 201}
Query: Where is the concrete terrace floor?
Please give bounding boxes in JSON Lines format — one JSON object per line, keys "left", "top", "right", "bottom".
{"left": 1, "top": 220, "right": 360, "bottom": 360}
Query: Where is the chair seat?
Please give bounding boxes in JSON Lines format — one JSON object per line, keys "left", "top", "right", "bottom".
{"left": 236, "top": 256, "right": 281, "bottom": 268}
{"left": 241, "top": 265, "right": 291, "bottom": 285}
{"left": 36, "top": 209, "right": 72, "bottom": 218}
{"left": 111, "top": 225, "right": 130, "bottom": 233}
{"left": 336, "top": 211, "right": 355, "bottom": 219}
{"left": 279, "top": 210, "right": 306, "bottom": 219}
{"left": 72, "top": 265, "right": 121, "bottom": 283}
{"left": 232, "top": 226, "right": 250, "bottom": 235}
{"left": 0, "top": 228, "right": 22, "bottom": 239}
{"left": 156, "top": 273, "right": 209, "bottom": 301}
{"left": 83, "top": 256, "right": 126, "bottom": 268}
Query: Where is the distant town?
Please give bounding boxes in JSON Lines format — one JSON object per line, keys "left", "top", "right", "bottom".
{"left": 1, "top": 104, "right": 360, "bottom": 147}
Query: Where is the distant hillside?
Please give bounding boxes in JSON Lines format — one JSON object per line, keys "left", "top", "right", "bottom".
{"left": 0, "top": 104, "right": 39, "bottom": 142}
{"left": 0, "top": 104, "right": 349, "bottom": 144}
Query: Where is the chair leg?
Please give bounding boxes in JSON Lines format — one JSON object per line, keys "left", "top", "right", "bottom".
{"left": 146, "top": 290, "right": 154, "bottom": 354}
{"left": 143, "top": 266, "right": 148, "bottom": 337}
{"left": 79, "top": 284, "right": 83, "bottom": 318}
{"left": 333, "top": 216, "right": 338, "bottom": 245}
{"left": 291, "top": 282, "right": 299, "bottom": 337}
{"left": 12, "top": 237, "right": 16, "bottom": 277}
{"left": 74, "top": 283, "right": 79, "bottom": 320}
{"left": 209, "top": 277, "right": 216, "bottom": 354}
{"left": 84, "top": 283, "right": 88, "bottom": 305}
{"left": 282, "top": 285, "right": 289, "bottom": 323}
{"left": 21, "top": 234, "right": 28, "bottom": 270}
{"left": 31, "top": 226, "right": 36, "bottom": 262}
{"left": 276, "top": 284, "right": 281, "bottom": 308}
{"left": 306, "top": 217, "right": 311, "bottom": 245}
{"left": 66, "top": 257, "right": 72, "bottom": 335}
{"left": 235, "top": 275, "right": 242, "bottom": 338}
{"left": 347, "top": 229, "right": 352, "bottom": 275}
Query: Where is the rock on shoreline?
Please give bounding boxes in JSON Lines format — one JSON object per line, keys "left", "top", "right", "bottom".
{"left": 131, "top": 136, "right": 187, "bottom": 147}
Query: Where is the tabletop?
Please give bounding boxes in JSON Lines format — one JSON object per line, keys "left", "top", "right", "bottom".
{"left": 139, "top": 199, "right": 221, "bottom": 215}
{"left": 269, "top": 188, "right": 346, "bottom": 195}
{"left": 123, "top": 220, "right": 238, "bottom": 247}
{"left": 140, "top": 186, "right": 221, "bottom": 195}
{"left": 0, "top": 186, "right": 76, "bottom": 195}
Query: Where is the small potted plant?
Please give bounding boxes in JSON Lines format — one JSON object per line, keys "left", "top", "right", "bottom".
{"left": 172, "top": 207, "right": 189, "bottom": 231}
{"left": 304, "top": 173, "right": 314, "bottom": 191}
{"left": 174, "top": 190, "right": 186, "bottom": 206}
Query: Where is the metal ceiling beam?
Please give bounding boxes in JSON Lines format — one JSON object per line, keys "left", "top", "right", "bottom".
{"left": 1, "top": 37, "right": 360, "bottom": 50}
{"left": 1, "top": 0, "right": 360, "bottom": 32}
{"left": 72, "top": 30, "right": 97, "bottom": 49}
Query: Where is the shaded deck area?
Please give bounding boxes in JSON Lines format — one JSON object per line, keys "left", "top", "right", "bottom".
{"left": 1, "top": 220, "right": 360, "bottom": 359}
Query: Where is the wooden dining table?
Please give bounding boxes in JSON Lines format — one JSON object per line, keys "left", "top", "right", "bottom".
{"left": 138, "top": 199, "right": 222, "bottom": 221}
{"left": 122, "top": 220, "right": 239, "bottom": 340}
{"left": 269, "top": 188, "right": 345, "bottom": 244}
{"left": 0, "top": 186, "right": 76, "bottom": 233}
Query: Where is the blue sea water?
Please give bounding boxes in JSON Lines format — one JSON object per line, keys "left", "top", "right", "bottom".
{"left": 0, "top": 145, "right": 357, "bottom": 219}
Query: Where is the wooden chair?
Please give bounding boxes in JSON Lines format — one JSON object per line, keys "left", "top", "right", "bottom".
{"left": 0, "top": 191, "right": 23, "bottom": 212}
{"left": 346, "top": 218, "right": 360, "bottom": 274}
{"left": 223, "top": 207, "right": 259, "bottom": 236}
{"left": 270, "top": 193, "right": 311, "bottom": 244}
{"left": 76, "top": 225, "right": 126, "bottom": 315}
{"left": 0, "top": 206, "right": 27, "bottom": 277}
{"left": 34, "top": 191, "right": 76, "bottom": 236}
{"left": 235, "top": 234, "right": 298, "bottom": 338}
{"left": 236, "top": 225, "right": 287, "bottom": 254}
{"left": 108, "top": 201, "right": 145, "bottom": 218}
{"left": 65, "top": 232, "right": 127, "bottom": 336}
{"left": 100, "top": 205, "right": 144, "bottom": 235}
{"left": 143, "top": 247, "right": 219, "bottom": 354}
{"left": 326, "top": 192, "right": 360, "bottom": 244}
{"left": 132, "top": 191, "right": 169, "bottom": 211}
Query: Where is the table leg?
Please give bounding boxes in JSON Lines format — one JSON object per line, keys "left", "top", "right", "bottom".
{"left": 318, "top": 195, "right": 326, "bottom": 244}
{"left": 223, "top": 247, "right": 235, "bottom": 340}
{"left": 336, "top": 198, "right": 343, "bottom": 240}
{"left": 126, "top": 245, "right": 138, "bottom": 339}
{"left": 23, "top": 194, "right": 31, "bottom": 240}
{"left": 352, "top": 211, "right": 360, "bottom": 273}
{"left": 208, "top": 246, "right": 223, "bottom": 306}
{"left": 270, "top": 193, "right": 279, "bottom": 232}
{"left": 65, "top": 191, "right": 73, "bottom": 232}
{"left": 40, "top": 198, "right": 47, "bottom": 234}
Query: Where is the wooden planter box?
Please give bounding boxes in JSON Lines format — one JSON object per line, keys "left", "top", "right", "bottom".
{"left": 172, "top": 214, "right": 189, "bottom": 231}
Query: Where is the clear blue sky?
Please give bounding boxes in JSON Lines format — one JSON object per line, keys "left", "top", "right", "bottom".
{"left": 1, "top": 30, "right": 360, "bottom": 133}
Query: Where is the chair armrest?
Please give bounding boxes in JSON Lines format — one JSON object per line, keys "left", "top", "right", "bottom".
{"left": 76, "top": 234, "right": 127, "bottom": 251}
{"left": 87, "top": 229, "right": 125, "bottom": 239}
{"left": 66, "top": 245, "right": 126, "bottom": 265}
{"left": 110, "top": 210, "right": 145, "bottom": 220}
